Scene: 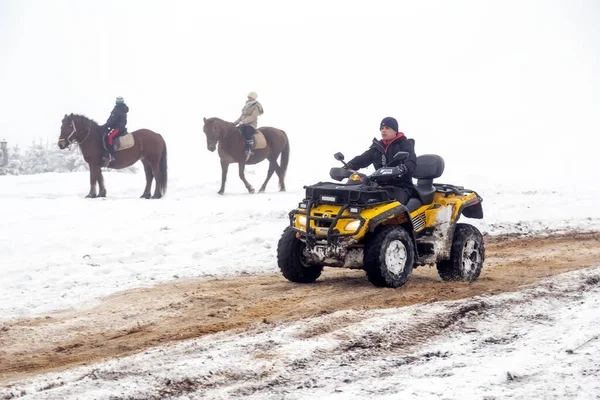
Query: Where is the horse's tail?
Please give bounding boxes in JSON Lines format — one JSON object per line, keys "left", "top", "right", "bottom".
{"left": 279, "top": 131, "right": 290, "bottom": 181}
{"left": 159, "top": 136, "right": 168, "bottom": 196}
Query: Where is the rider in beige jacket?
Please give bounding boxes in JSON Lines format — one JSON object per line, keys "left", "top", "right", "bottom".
{"left": 234, "top": 92, "right": 264, "bottom": 160}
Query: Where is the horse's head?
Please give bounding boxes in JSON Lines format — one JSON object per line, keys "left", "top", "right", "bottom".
{"left": 58, "top": 114, "right": 76, "bottom": 149}
{"left": 203, "top": 117, "right": 237, "bottom": 152}
{"left": 58, "top": 114, "right": 95, "bottom": 149}
{"left": 203, "top": 117, "right": 220, "bottom": 152}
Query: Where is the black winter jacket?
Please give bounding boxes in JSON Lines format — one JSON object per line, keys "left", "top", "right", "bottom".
{"left": 346, "top": 134, "right": 417, "bottom": 191}
{"left": 104, "top": 103, "right": 129, "bottom": 133}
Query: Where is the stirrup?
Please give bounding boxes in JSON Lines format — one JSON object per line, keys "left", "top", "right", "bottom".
{"left": 245, "top": 150, "right": 253, "bottom": 161}
{"left": 102, "top": 153, "right": 114, "bottom": 166}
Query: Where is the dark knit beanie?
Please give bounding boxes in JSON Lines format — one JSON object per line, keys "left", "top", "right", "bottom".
{"left": 380, "top": 117, "right": 398, "bottom": 133}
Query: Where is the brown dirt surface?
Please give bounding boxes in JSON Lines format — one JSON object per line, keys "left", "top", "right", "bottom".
{"left": 1, "top": 231, "right": 599, "bottom": 384}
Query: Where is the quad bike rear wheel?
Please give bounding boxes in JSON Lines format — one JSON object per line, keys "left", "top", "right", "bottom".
{"left": 437, "top": 223, "right": 485, "bottom": 282}
{"left": 364, "top": 226, "right": 415, "bottom": 288}
{"left": 277, "top": 227, "right": 323, "bottom": 283}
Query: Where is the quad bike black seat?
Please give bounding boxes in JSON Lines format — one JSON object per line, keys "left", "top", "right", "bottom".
{"left": 406, "top": 154, "right": 445, "bottom": 212}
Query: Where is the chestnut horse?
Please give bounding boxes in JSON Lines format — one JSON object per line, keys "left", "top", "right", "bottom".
{"left": 58, "top": 114, "right": 168, "bottom": 199}
{"left": 203, "top": 117, "right": 289, "bottom": 194}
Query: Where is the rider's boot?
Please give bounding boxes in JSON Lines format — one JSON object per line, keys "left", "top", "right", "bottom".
{"left": 244, "top": 138, "right": 254, "bottom": 161}
{"left": 102, "top": 147, "right": 115, "bottom": 166}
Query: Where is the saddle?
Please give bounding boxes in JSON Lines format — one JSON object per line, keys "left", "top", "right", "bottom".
{"left": 254, "top": 130, "right": 267, "bottom": 150}
{"left": 103, "top": 130, "right": 135, "bottom": 152}
{"left": 238, "top": 126, "right": 266, "bottom": 154}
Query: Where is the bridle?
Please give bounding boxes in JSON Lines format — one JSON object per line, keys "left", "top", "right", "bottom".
{"left": 62, "top": 118, "right": 92, "bottom": 147}
{"left": 206, "top": 123, "right": 223, "bottom": 149}
{"left": 206, "top": 120, "right": 238, "bottom": 148}
{"left": 205, "top": 125, "right": 218, "bottom": 143}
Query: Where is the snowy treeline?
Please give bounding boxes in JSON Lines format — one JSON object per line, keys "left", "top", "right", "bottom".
{"left": 0, "top": 141, "right": 137, "bottom": 175}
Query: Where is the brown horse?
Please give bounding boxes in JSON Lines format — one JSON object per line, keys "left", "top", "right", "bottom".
{"left": 203, "top": 117, "right": 290, "bottom": 194}
{"left": 58, "top": 113, "right": 168, "bottom": 199}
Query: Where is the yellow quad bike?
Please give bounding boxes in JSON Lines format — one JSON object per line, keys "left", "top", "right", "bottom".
{"left": 277, "top": 151, "right": 484, "bottom": 288}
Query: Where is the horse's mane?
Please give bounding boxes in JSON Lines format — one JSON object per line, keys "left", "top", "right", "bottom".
{"left": 205, "top": 117, "right": 238, "bottom": 131}
{"left": 206, "top": 117, "right": 228, "bottom": 124}
{"left": 68, "top": 113, "right": 101, "bottom": 127}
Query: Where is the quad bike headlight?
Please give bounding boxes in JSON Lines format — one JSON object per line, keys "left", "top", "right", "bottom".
{"left": 296, "top": 215, "right": 307, "bottom": 229}
{"left": 344, "top": 219, "right": 360, "bottom": 232}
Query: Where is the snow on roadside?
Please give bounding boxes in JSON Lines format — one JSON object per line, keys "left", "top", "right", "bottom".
{"left": 2, "top": 171, "right": 600, "bottom": 323}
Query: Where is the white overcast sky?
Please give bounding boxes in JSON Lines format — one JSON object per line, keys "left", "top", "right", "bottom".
{"left": 1, "top": 0, "right": 599, "bottom": 184}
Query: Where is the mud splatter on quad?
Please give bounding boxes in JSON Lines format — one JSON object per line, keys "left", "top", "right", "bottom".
{"left": 277, "top": 152, "right": 484, "bottom": 288}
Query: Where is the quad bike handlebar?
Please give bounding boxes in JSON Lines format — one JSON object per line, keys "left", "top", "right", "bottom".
{"left": 330, "top": 151, "right": 409, "bottom": 186}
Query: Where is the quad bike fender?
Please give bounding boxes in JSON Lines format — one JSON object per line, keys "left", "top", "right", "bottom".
{"left": 458, "top": 196, "right": 484, "bottom": 219}
{"left": 367, "top": 204, "right": 419, "bottom": 258}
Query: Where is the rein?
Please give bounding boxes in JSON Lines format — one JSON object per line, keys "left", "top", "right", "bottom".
{"left": 219, "top": 122, "right": 238, "bottom": 141}
{"left": 66, "top": 118, "right": 93, "bottom": 146}
{"left": 209, "top": 121, "right": 237, "bottom": 146}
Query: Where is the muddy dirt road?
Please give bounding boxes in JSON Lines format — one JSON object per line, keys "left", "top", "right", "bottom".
{"left": 1, "top": 232, "right": 599, "bottom": 383}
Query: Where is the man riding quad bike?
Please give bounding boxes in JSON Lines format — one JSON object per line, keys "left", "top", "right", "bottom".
{"left": 277, "top": 151, "right": 485, "bottom": 288}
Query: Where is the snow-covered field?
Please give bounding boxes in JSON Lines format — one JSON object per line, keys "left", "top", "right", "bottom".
{"left": 1, "top": 166, "right": 600, "bottom": 399}
{"left": 1, "top": 167, "right": 599, "bottom": 323}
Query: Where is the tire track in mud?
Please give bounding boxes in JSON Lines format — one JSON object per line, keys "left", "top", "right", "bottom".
{"left": 1, "top": 232, "right": 599, "bottom": 384}
{"left": 222, "top": 272, "right": 600, "bottom": 399}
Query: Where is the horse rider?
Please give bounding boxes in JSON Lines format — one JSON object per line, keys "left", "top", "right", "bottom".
{"left": 99, "top": 96, "right": 129, "bottom": 163}
{"left": 233, "top": 91, "right": 263, "bottom": 161}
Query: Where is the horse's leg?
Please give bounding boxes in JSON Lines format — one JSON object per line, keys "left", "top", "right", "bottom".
{"left": 141, "top": 159, "right": 153, "bottom": 199}
{"left": 278, "top": 170, "right": 286, "bottom": 192}
{"left": 238, "top": 163, "right": 255, "bottom": 194}
{"left": 274, "top": 161, "right": 286, "bottom": 192}
{"left": 218, "top": 160, "right": 229, "bottom": 195}
{"left": 150, "top": 158, "right": 163, "bottom": 199}
{"left": 85, "top": 164, "right": 99, "bottom": 198}
{"left": 97, "top": 168, "right": 107, "bottom": 197}
{"left": 267, "top": 160, "right": 286, "bottom": 192}
{"left": 258, "top": 160, "right": 277, "bottom": 193}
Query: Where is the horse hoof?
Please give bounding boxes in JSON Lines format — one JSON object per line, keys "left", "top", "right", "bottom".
{"left": 217, "top": 191, "right": 224, "bottom": 195}
{"left": 151, "top": 194, "right": 162, "bottom": 199}
{"left": 249, "top": 189, "right": 255, "bottom": 194}
{"left": 98, "top": 193, "right": 106, "bottom": 198}
{"left": 85, "top": 194, "right": 97, "bottom": 198}
{"left": 279, "top": 188, "right": 286, "bottom": 192}
{"left": 258, "top": 188, "right": 265, "bottom": 193}
{"left": 141, "top": 193, "right": 151, "bottom": 199}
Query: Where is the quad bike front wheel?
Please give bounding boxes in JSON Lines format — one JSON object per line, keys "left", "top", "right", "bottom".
{"left": 277, "top": 227, "right": 323, "bottom": 283}
{"left": 437, "top": 223, "right": 485, "bottom": 282}
{"left": 364, "top": 226, "right": 415, "bottom": 288}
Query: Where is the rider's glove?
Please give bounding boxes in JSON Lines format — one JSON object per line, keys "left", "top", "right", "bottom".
{"left": 397, "top": 164, "right": 408, "bottom": 175}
